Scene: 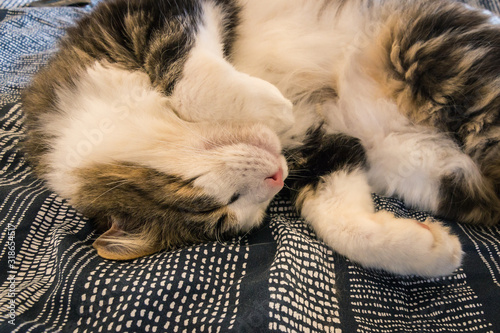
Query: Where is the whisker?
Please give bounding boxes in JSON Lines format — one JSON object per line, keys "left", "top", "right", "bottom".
{"left": 87, "top": 179, "right": 131, "bottom": 207}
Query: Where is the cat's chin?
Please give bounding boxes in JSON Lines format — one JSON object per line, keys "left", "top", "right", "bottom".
{"left": 223, "top": 158, "right": 287, "bottom": 232}
{"left": 228, "top": 199, "right": 272, "bottom": 234}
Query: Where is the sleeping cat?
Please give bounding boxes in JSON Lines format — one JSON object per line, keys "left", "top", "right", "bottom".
{"left": 22, "top": 0, "right": 500, "bottom": 277}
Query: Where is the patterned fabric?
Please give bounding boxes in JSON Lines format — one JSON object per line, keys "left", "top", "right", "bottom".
{"left": 1, "top": 1, "right": 500, "bottom": 332}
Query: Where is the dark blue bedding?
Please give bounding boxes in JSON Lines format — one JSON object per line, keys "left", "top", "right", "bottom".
{"left": 1, "top": 0, "right": 500, "bottom": 332}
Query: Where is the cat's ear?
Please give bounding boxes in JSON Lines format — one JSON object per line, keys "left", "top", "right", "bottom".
{"left": 92, "top": 219, "right": 162, "bottom": 260}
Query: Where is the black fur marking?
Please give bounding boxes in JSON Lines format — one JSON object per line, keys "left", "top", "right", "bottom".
{"left": 284, "top": 126, "right": 367, "bottom": 192}
{"left": 68, "top": 0, "right": 204, "bottom": 94}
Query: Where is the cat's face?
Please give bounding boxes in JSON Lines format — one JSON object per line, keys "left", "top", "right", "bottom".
{"left": 25, "top": 64, "right": 288, "bottom": 259}
{"left": 76, "top": 120, "right": 287, "bottom": 260}
{"left": 69, "top": 119, "right": 287, "bottom": 261}
{"left": 29, "top": 64, "right": 287, "bottom": 260}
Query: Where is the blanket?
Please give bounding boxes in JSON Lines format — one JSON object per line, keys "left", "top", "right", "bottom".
{"left": 1, "top": 0, "right": 500, "bottom": 332}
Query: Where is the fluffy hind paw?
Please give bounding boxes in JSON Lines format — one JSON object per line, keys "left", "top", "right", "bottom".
{"left": 358, "top": 212, "right": 463, "bottom": 277}
{"left": 316, "top": 211, "right": 463, "bottom": 277}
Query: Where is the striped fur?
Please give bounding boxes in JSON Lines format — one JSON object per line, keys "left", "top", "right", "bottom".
{"left": 366, "top": 0, "right": 500, "bottom": 224}
{"left": 76, "top": 162, "right": 237, "bottom": 260}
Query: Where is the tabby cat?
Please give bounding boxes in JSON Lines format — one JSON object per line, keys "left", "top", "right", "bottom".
{"left": 22, "top": 0, "right": 500, "bottom": 277}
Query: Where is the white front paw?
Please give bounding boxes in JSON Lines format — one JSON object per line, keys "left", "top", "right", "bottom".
{"left": 240, "top": 75, "right": 295, "bottom": 134}
{"left": 266, "top": 98, "right": 295, "bottom": 135}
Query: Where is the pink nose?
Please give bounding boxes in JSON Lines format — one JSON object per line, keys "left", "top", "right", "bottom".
{"left": 265, "top": 168, "right": 284, "bottom": 188}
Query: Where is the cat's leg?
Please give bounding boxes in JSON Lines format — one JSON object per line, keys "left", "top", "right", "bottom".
{"left": 319, "top": 73, "right": 500, "bottom": 226}
{"left": 146, "top": 0, "right": 294, "bottom": 133}
{"left": 286, "top": 127, "right": 463, "bottom": 277}
{"left": 171, "top": 48, "right": 294, "bottom": 134}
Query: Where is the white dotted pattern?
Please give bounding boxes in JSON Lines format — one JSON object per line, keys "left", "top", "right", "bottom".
{"left": 268, "top": 201, "right": 342, "bottom": 333}
{"left": 459, "top": 224, "right": 500, "bottom": 287}
{"left": 349, "top": 267, "right": 493, "bottom": 332}
{"left": 75, "top": 243, "right": 248, "bottom": 332}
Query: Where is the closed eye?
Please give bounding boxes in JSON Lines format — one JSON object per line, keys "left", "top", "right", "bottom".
{"left": 227, "top": 192, "right": 240, "bottom": 205}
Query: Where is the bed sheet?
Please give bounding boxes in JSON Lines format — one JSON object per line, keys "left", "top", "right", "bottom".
{"left": 1, "top": 1, "right": 500, "bottom": 332}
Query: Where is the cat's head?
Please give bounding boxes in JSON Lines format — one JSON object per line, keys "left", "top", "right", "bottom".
{"left": 25, "top": 63, "right": 288, "bottom": 260}
{"left": 70, "top": 120, "right": 287, "bottom": 260}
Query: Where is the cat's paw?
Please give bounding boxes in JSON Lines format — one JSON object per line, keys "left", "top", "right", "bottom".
{"left": 238, "top": 74, "right": 295, "bottom": 134}
{"left": 419, "top": 218, "right": 463, "bottom": 275}
{"left": 360, "top": 212, "right": 463, "bottom": 277}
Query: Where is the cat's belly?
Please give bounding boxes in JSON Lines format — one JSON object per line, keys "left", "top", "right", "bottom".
{"left": 232, "top": 0, "right": 368, "bottom": 97}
